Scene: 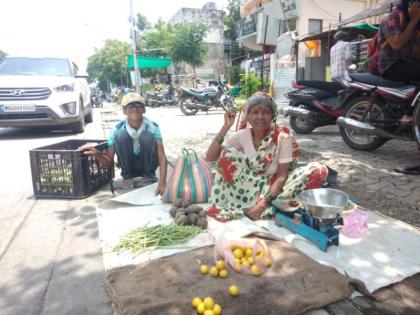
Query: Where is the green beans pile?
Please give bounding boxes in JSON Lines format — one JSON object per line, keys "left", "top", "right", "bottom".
{"left": 113, "top": 224, "right": 202, "bottom": 254}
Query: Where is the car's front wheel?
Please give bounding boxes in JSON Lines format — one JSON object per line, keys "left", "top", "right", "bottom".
{"left": 85, "top": 104, "right": 93, "bottom": 123}
{"left": 70, "top": 100, "right": 85, "bottom": 133}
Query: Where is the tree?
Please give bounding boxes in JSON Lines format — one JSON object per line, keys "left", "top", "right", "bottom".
{"left": 229, "top": 64, "right": 242, "bottom": 84}
{"left": 0, "top": 50, "right": 7, "bottom": 59}
{"left": 135, "top": 20, "right": 174, "bottom": 78}
{"left": 169, "top": 22, "right": 207, "bottom": 78}
{"left": 140, "top": 22, "right": 173, "bottom": 57}
{"left": 136, "top": 13, "right": 150, "bottom": 32}
{"left": 224, "top": 0, "right": 240, "bottom": 42}
{"left": 87, "top": 39, "right": 131, "bottom": 87}
{"left": 223, "top": 0, "right": 248, "bottom": 67}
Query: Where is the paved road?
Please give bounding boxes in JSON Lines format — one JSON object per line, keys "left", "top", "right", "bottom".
{"left": 0, "top": 108, "right": 113, "bottom": 315}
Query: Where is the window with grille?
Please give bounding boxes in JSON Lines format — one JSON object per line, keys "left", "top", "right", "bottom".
{"left": 308, "top": 19, "right": 322, "bottom": 34}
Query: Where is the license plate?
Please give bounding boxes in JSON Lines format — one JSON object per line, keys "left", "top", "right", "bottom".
{"left": 0, "top": 104, "right": 36, "bottom": 112}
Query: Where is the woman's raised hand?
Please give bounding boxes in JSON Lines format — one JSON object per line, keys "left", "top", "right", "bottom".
{"left": 223, "top": 108, "right": 236, "bottom": 129}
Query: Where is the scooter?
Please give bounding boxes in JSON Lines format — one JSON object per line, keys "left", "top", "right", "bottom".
{"left": 336, "top": 71, "right": 420, "bottom": 151}
{"left": 178, "top": 79, "right": 235, "bottom": 115}
{"left": 283, "top": 80, "right": 343, "bottom": 134}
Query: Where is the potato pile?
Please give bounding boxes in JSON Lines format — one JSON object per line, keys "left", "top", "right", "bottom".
{"left": 169, "top": 199, "right": 208, "bottom": 229}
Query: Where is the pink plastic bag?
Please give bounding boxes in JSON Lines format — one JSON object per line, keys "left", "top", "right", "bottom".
{"left": 213, "top": 239, "right": 273, "bottom": 275}
{"left": 342, "top": 210, "right": 369, "bottom": 238}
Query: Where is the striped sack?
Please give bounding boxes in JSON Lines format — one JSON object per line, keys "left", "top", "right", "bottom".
{"left": 163, "top": 148, "right": 213, "bottom": 203}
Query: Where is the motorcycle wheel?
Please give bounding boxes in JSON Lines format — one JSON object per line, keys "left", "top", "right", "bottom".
{"left": 289, "top": 114, "right": 317, "bottom": 134}
{"left": 413, "top": 103, "right": 420, "bottom": 147}
{"left": 221, "top": 96, "right": 235, "bottom": 112}
{"left": 179, "top": 96, "right": 199, "bottom": 115}
{"left": 339, "top": 95, "right": 388, "bottom": 151}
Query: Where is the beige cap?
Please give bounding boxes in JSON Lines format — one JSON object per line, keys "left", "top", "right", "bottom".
{"left": 121, "top": 93, "right": 145, "bottom": 107}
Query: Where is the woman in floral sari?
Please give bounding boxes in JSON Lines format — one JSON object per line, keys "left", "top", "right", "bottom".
{"left": 206, "top": 93, "right": 328, "bottom": 221}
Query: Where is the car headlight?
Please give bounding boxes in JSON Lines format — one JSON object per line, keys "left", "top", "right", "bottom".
{"left": 55, "top": 84, "right": 75, "bottom": 92}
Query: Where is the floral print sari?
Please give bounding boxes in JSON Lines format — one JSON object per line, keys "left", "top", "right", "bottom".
{"left": 207, "top": 125, "right": 328, "bottom": 222}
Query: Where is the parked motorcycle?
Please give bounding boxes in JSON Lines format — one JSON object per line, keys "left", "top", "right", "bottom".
{"left": 145, "top": 82, "right": 178, "bottom": 107}
{"left": 336, "top": 72, "right": 420, "bottom": 151}
{"left": 178, "top": 79, "right": 235, "bottom": 115}
{"left": 283, "top": 80, "right": 343, "bottom": 134}
{"left": 91, "top": 93, "right": 103, "bottom": 108}
{"left": 104, "top": 93, "right": 116, "bottom": 103}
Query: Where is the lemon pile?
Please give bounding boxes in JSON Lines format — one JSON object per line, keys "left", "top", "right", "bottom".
{"left": 200, "top": 260, "right": 229, "bottom": 279}
{"left": 192, "top": 296, "right": 222, "bottom": 315}
{"left": 231, "top": 245, "right": 272, "bottom": 276}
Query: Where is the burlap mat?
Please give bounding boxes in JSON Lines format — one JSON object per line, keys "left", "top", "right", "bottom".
{"left": 106, "top": 240, "right": 362, "bottom": 315}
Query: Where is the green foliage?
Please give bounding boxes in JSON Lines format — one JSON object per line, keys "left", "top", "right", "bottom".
{"left": 154, "top": 18, "right": 167, "bottom": 30}
{"left": 140, "top": 83, "right": 153, "bottom": 94}
{"left": 136, "top": 14, "right": 151, "bottom": 32}
{"left": 229, "top": 65, "right": 242, "bottom": 84}
{"left": 0, "top": 49, "right": 7, "bottom": 59}
{"left": 136, "top": 19, "right": 174, "bottom": 78}
{"left": 239, "top": 73, "right": 270, "bottom": 97}
{"left": 239, "top": 73, "right": 260, "bottom": 97}
{"left": 240, "top": 73, "right": 270, "bottom": 97}
{"left": 87, "top": 39, "right": 131, "bottom": 87}
{"left": 169, "top": 22, "right": 207, "bottom": 73}
{"left": 234, "top": 97, "right": 247, "bottom": 110}
{"left": 139, "top": 23, "right": 173, "bottom": 57}
{"left": 224, "top": 0, "right": 240, "bottom": 42}
{"left": 97, "top": 80, "right": 108, "bottom": 91}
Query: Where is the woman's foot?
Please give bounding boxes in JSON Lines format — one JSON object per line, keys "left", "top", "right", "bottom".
{"left": 243, "top": 200, "right": 266, "bottom": 220}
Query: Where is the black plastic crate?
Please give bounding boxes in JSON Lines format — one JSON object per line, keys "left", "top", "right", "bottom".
{"left": 30, "top": 139, "right": 113, "bottom": 199}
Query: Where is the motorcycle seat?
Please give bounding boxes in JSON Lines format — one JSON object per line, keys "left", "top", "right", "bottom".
{"left": 349, "top": 73, "right": 405, "bottom": 88}
{"left": 297, "top": 80, "right": 341, "bottom": 94}
{"left": 189, "top": 88, "right": 204, "bottom": 93}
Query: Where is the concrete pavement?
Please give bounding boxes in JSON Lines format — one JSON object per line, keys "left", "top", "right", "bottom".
{"left": 0, "top": 109, "right": 113, "bottom": 315}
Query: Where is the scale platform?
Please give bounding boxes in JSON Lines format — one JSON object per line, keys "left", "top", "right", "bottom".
{"left": 273, "top": 206, "right": 341, "bottom": 252}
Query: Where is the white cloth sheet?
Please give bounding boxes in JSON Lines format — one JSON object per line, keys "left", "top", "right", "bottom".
{"left": 96, "top": 184, "right": 420, "bottom": 293}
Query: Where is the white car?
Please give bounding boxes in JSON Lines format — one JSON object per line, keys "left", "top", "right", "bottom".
{"left": 0, "top": 56, "right": 92, "bottom": 133}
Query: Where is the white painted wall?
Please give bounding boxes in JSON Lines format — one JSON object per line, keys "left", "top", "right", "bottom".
{"left": 297, "top": 0, "right": 369, "bottom": 36}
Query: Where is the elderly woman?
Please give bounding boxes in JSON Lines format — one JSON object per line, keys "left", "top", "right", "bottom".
{"left": 206, "top": 93, "right": 328, "bottom": 221}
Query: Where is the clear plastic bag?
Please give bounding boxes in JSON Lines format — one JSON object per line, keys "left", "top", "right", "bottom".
{"left": 213, "top": 239, "right": 273, "bottom": 275}
{"left": 342, "top": 210, "right": 369, "bottom": 238}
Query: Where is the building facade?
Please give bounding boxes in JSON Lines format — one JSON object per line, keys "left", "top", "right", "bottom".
{"left": 237, "top": 0, "right": 383, "bottom": 100}
{"left": 169, "top": 2, "right": 225, "bottom": 79}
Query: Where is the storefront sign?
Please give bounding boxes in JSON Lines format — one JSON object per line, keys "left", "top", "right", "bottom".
{"left": 282, "top": 0, "right": 298, "bottom": 18}
{"left": 237, "top": 13, "right": 257, "bottom": 39}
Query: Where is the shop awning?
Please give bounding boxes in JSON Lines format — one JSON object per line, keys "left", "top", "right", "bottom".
{"left": 344, "top": 23, "right": 378, "bottom": 32}
{"left": 127, "top": 55, "right": 172, "bottom": 69}
{"left": 298, "top": 23, "right": 378, "bottom": 42}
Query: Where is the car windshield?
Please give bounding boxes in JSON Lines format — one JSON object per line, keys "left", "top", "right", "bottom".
{"left": 0, "top": 57, "right": 72, "bottom": 76}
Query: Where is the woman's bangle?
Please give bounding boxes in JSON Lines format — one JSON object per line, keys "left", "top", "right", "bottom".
{"left": 214, "top": 134, "right": 224, "bottom": 145}
{"left": 264, "top": 192, "right": 276, "bottom": 206}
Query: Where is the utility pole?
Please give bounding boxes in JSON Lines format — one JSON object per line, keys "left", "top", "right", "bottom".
{"left": 129, "top": 0, "right": 141, "bottom": 94}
